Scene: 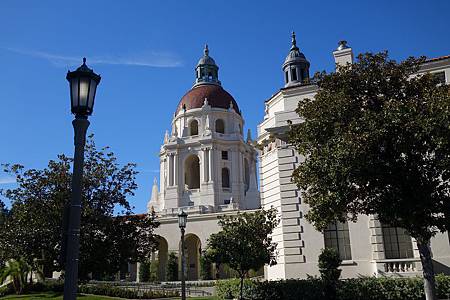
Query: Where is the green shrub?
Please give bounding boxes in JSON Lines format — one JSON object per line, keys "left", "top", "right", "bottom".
{"left": 166, "top": 252, "right": 178, "bottom": 281}
{"left": 0, "top": 283, "right": 14, "bottom": 297}
{"left": 78, "top": 283, "right": 179, "bottom": 299}
{"left": 319, "top": 248, "right": 342, "bottom": 299}
{"left": 149, "top": 259, "right": 159, "bottom": 282}
{"left": 200, "top": 255, "right": 212, "bottom": 280}
{"left": 139, "top": 261, "right": 151, "bottom": 282}
{"left": 215, "top": 275, "right": 450, "bottom": 300}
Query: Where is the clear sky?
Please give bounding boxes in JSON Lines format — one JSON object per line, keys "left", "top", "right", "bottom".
{"left": 1, "top": 0, "right": 449, "bottom": 213}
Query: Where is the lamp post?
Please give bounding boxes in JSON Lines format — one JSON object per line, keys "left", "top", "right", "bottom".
{"left": 64, "top": 58, "right": 101, "bottom": 300}
{"left": 178, "top": 210, "right": 188, "bottom": 300}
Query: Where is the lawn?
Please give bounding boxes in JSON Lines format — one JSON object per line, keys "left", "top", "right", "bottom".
{"left": 0, "top": 293, "right": 218, "bottom": 300}
{"left": 0, "top": 293, "right": 121, "bottom": 299}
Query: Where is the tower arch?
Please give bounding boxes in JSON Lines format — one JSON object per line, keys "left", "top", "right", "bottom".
{"left": 184, "top": 154, "right": 200, "bottom": 190}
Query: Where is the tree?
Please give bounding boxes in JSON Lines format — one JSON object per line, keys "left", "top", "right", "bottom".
{"left": 318, "top": 248, "right": 342, "bottom": 300}
{"left": 0, "top": 135, "right": 159, "bottom": 280}
{"left": 204, "top": 208, "right": 279, "bottom": 300}
{"left": 166, "top": 252, "right": 178, "bottom": 281}
{"left": 0, "top": 258, "right": 31, "bottom": 294}
{"left": 289, "top": 52, "right": 450, "bottom": 300}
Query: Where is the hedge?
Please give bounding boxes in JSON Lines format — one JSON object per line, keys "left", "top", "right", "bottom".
{"left": 216, "top": 274, "right": 450, "bottom": 300}
{"left": 1, "top": 281, "right": 179, "bottom": 299}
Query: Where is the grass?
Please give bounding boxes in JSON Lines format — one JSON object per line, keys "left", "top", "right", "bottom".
{"left": 1, "top": 293, "right": 126, "bottom": 299}
{"left": 0, "top": 292, "right": 218, "bottom": 300}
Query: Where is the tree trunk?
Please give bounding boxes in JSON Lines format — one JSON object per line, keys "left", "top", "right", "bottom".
{"left": 417, "top": 239, "right": 437, "bottom": 300}
{"left": 239, "top": 275, "right": 244, "bottom": 300}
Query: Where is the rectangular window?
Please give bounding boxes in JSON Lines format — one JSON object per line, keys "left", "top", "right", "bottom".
{"left": 433, "top": 71, "right": 446, "bottom": 84}
{"left": 291, "top": 68, "right": 297, "bottom": 81}
{"left": 324, "top": 221, "right": 352, "bottom": 260}
{"left": 224, "top": 199, "right": 231, "bottom": 205}
{"left": 222, "top": 151, "right": 228, "bottom": 160}
{"left": 381, "top": 225, "right": 414, "bottom": 259}
{"left": 285, "top": 71, "right": 289, "bottom": 83}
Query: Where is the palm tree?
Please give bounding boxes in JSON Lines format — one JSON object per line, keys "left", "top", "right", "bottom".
{"left": 0, "top": 258, "right": 31, "bottom": 294}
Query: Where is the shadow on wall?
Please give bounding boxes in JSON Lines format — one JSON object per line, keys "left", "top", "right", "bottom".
{"left": 433, "top": 259, "right": 450, "bottom": 275}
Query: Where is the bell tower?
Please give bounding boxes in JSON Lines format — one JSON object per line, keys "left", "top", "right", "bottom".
{"left": 148, "top": 45, "right": 260, "bottom": 215}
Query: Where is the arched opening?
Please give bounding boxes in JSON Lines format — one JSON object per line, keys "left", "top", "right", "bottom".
{"left": 239, "top": 124, "right": 243, "bottom": 135}
{"left": 189, "top": 119, "right": 198, "bottom": 136}
{"left": 215, "top": 119, "right": 225, "bottom": 134}
{"left": 185, "top": 155, "right": 200, "bottom": 189}
{"left": 244, "top": 158, "right": 250, "bottom": 192}
{"left": 155, "top": 237, "right": 168, "bottom": 281}
{"left": 222, "top": 168, "right": 230, "bottom": 189}
{"left": 180, "top": 234, "right": 201, "bottom": 281}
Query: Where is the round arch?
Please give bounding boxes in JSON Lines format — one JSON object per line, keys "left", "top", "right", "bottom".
{"left": 189, "top": 119, "right": 199, "bottom": 136}
{"left": 155, "top": 237, "right": 168, "bottom": 281}
{"left": 184, "top": 154, "right": 200, "bottom": 189}
{"left": 180, "top": 233, "right": 202, "bottom": 281}
{"left": 215, "top": 119, "right": 225, "bottom": 134}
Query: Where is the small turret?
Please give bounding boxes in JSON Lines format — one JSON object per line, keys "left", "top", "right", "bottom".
{"left": 194, "top": 44, "right": 221, "bottom": 87}
{"left": 282, "top": 32, "right": 310, "bottom": 87}
{"left": 147, "top": 177, "right": 160, "bottom": 213}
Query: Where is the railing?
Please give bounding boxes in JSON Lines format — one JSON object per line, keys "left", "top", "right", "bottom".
{"left": 375, "top": 258, "right": 421, "bottom": 275}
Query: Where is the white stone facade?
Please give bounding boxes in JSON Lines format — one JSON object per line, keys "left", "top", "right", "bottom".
{"left": 144, "top": 46, "right": 260, "bottom": 281}
{"left": 257, "top": 39, "right": 450, "bottom": 280}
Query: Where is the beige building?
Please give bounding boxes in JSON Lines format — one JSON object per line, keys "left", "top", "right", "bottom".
{"left": 257, "top": 34, "right": 450, "bottom": 280}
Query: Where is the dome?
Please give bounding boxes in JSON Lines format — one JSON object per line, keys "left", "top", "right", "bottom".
{"left": 197, "top": 56, "right": 216, "bottom": 66}
{"left": 284, "top": 49, "right": 307, "bottom": 65}
{"left": 175, "top": 84, "right": 241, "bottom": 115}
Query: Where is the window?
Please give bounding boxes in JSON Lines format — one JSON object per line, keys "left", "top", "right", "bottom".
{"left": 224, "top": 199, "right": 230, "bottom": 205}
{"left": 222, "top": 168, "right": 230, "bottom": 188}
{"left": 215, "top": 119, "right": 225, "bottom": 134}
{"left": 324, "top": 221, "right": 352, "bottom": 260}
{"left": 433, "top": 71, "right": 446, "bottom": 85}
{"left": 291, "top": 68, "right": 297, "bottom": 81}
{"left": 285, "top": 71, "right": 289, "bottom": 83}
{"left": 382, "top": 225, "right": 414, "bottom": 259}
{"left": 184, "top": 155, "right": 200, "bottom": 189}
{"left": 222, "top": 151, "right": 228, "bottom": 160}
{"left": 189, "top": 120, "right": 198, "bottom": 136}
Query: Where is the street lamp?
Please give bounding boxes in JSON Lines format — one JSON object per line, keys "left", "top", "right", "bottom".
{"left": 178, "top": 210, "right": 188, "bottom": 300}
{"left": 64, "top": 58, "right": 101, "bottom": 300}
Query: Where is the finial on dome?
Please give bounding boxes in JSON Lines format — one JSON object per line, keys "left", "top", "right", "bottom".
{"left": 83, "top": 57, "right": 86, "bottom": 64}
{"left": 291, "top": 31, "right": 298, "bottom": 50}
{"left": 204, "top": 44, "right": 209, "bottom": 56}
{"left": 153, "top": 177, "right": 158, "bottom": 185}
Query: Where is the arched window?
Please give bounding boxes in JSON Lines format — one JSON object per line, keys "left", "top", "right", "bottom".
{"left": 185, "top": 155, "right": 200, "bottom": 189}
{"left": 239, "top": 124, "right": 243, "bottom": 135}
{"left": 222, "top": 168, "right": 230, "bottom": 188}
{"left": 189, "top": 119, "right": 198, "bottom": 136}
{"left": 244, "top": 158, "right": 250, "bottom": 192}
{"left": 291, "top": 68, "right": 297, "bottom": 81}
{"left": 215, "top": 119, "right": 225, "bottom": 134}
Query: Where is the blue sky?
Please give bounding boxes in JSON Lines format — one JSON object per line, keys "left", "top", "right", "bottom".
{"left": 1, "top": 0, "right": 449, "bottom": 213}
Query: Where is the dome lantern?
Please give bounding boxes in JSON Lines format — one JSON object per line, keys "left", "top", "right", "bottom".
{"left": 194, "top": 44, "right": 221, "bottom": 87}
{"left": 282, "top": 32, "right": 310, "bottom": 87}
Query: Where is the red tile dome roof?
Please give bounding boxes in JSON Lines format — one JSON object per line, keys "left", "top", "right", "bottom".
{"left": 175, "top": 84, "right": 240, "bottom": 115}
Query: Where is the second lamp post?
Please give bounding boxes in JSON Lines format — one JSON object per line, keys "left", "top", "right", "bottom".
{"left": 178, "top": 210, "right": 188, "bottom": 300}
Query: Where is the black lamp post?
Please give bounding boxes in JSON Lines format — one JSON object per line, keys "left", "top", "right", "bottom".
{"left": 64, "top": 58, "right": 100, "bottom": 300}
{"left": 178, "top": 210, "right": 188, "bottom": 300}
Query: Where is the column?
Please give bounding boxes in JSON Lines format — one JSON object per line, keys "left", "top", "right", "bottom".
{"left": 208, "top": 147, "right": 214, "bottom": 183}
{"left": 169, "top": 154, "right": 174, "bottom": 186}
{"left": 202, "top": 148, "right": 209, "bottom": 183}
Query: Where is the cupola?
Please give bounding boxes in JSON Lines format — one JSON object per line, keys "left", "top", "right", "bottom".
{"left": 194, "top": 44, "right": 221, "bottom": 87}
{"left": 282, "top": 32, "right": 310, "bottom": 87}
